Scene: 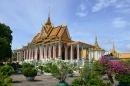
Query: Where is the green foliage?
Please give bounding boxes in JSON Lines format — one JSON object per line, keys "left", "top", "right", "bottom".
{"left": 79, "top": 63, "right": 92, "bottom": 79}
{"left": 42, "top": 62, "right": 53, "bottom": 73}
{"left": 88, "top": 76, "right": 112, "bottom": 86}
{"left": 12, "top": 56, "right": 17, "bottom": 61}
{"left": 71, "top": 78, "right": 87, "bottom": 86}
{"left": 51, "top": 59, "right": 69, "bottom": 83}
{"left": 38, "top": 65, "right": 44, "bottom": 72}
{"left": 0, "top": 65, "right": 14, "bottom": 77}
{"left": 22, "top": 62, "right": 37, "bottom": 77}
{"left": 22, "top": 67, "right": 37, "bottom": 77}
{"left": 115, "top": 74, "right": 130, "bottom": 83}
{"left": 0, "top": 23, "right": 12, "bottom": 61}
{"left": 67, "top": 62, "right": 78, "bottom": 74}
{"left": 0, "top": 73, "right": 14, "bottom": 86}
{"left": 92, "top": 60, "right": 106, "bottom": 75}
{"left": 22, "top": 62, "right": 34, "bottom": 68}
{"left": 7, "top": 63, "right": 18, "bottom": 71}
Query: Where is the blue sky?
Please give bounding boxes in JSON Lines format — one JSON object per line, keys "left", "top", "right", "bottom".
{"left": 0, "top": 0, "right": 130, "bottom": 53}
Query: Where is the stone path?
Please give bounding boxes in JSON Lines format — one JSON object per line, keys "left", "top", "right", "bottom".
{"left": 12, "top": 72, "right": 80, "bottom": 86}
{"left": 12, "top": 72, "right": 118, "bottom": 86}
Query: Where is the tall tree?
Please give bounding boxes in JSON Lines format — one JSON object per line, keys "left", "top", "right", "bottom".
{"left": 0, "top": 23, "right": 13, "bottom": 61}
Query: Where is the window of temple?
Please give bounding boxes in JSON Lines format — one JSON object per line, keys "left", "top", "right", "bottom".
{"left": 30, "top": 51, "right": 32, "bottom": 59}
{"left": 28, "top": 49, "right": 29, "bottom": 60}
{"left": 68, "top": 46, "right": 70, "bottom": 60}
{"left": 74, "top": 47, "right": 77, "bottom": 60}
{"left": 25, "top": 51, "right": 26, "bottom": 60}
{"left": 33, "top": 51, "right": 35, "bottom": 59}
{"left": 56, "top": 46, "right": 58, "bottom": 58}
{"left": 47, "top": 48, "right": 48, "bottom": 58}
{"left": 43, "top": 48, "right": 44, "bottom": 59}
{"left": 37, "top": 47, "right": 40, "bottom": 60}
{"left": 62, "top": 45, "right": 65, "bottom": 60}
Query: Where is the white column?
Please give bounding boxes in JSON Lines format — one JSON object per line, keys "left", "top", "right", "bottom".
{"left": 31, "top": 48, "right": 33, "bottom": 60}
{"left": 77, "top": 44, "right": 79, "bottom": 60}
{"left": 26, "top": 49, "right": 28, "bottom": 60}
{"left": 49, "top": 45, "right": 52, "bottom": 59}
{"left": 44, "top": 45, "right": 47, "bottom": 61}
{"left": 99, "top": 50, "right": 101, "bottom": 59}
{"left": 65, "top": 46, "right": 68, "bottom": 61}
{"left": 29, "top": 48, "right": 31, "bottom": 61}
{"left": 70, "top": 45, "right": 73, "bottom": 62}
{"left": 35, "top": 47, "right": 37, "bottom": 61}
{"left": 97, "top": 50, "right": 99, "bottom": 60}
{"left": 53, "top": 44, "right": 56, "bottom": 58}
{"left": 58, "top": 42, "right": 61, "bottom": 58}
{"left": 40, "top": 45, "right": 43, "bottom": 60}
{"left": 24, "top": 50, "right": 25, "bottom": 61}
{"left": 81, "top": 45, "right": 84, "bottom": 66}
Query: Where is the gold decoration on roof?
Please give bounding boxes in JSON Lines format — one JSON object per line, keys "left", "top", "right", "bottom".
{"left": 94, "top": 36, "right": 100, "bottom": 49}
{"left": 112, "top": 42, "right": 116, "bottom": 53}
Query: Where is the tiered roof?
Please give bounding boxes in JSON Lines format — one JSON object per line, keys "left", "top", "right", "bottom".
{"left": 30, "top": 15, "right": 72, "bottom": 44}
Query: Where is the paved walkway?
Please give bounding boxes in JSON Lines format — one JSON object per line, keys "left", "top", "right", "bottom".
{"left": 12, "top": 72, "right": 80, "bottom": 86}
{"left": 12, "top": 72, "right": 118, "bottom": 86}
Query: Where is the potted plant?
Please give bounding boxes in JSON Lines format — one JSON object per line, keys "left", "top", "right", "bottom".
{"left": 22, "top": 63, "right": 37, "bottom": 81}
{"left": 79, "top": 62, "right": 92, "bottom": 83}
{"left": 51, "top": 59, "right": 69, "bottom": 86}
{"left": 22, "top": 67, "right": 37, "bottom": 81}
{"left": 67, "top": 62, "right": 78, "bottom": 77}
{"left": 38, "top": 65, "right": 44, "bottom": 74}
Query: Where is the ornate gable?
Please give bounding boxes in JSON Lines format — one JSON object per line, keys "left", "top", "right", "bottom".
{"left": 60, "top": 26, "right": 71, "bottom": 41}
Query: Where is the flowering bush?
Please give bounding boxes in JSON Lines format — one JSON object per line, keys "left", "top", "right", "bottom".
{"left": 100, "top": 56, "right": 112, "bottom": 74}
{"left": 100, "top": 56, "right": 130, "bottom": 83}
{"left": 112, "top": 62, "right": 130, "bottom": 82}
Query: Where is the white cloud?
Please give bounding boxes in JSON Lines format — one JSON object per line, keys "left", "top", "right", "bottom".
{"left": 112, "top": 18, "right": 128, "bottom": 28}
{"left": 80, "top": 3, "right": 86, "bottom": 11}
{"left": 76, "top": 12, "right": 87, "bottom": 17}
{"left": 76, "top": 2, "right": 87, "bottom": 17}
{"left": 92, "top": 0, "right": 117, "bottom": 12}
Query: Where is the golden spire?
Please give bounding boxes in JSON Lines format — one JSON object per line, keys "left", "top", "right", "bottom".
{"left": 94, "top": 36, "right": 100, "bottom": 48}
{"left": 112, "top": 42, "right": 116, "bottom": 53}
{"left": 45, "top": 6, "right": 51, "bottom": 25}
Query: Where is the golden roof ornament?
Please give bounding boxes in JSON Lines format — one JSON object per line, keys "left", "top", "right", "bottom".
{"left": 94, "top": 36, "right": 100, "bottom": 49}
{"left": 45, "top": 6, "right": 52, "bottom": 25}
{"left": 112, "top": 42, "right": 116, "bottom": 53}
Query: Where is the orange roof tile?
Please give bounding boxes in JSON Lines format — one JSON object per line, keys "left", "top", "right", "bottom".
{"left": 67, "top": 41, "right": 94, "bottom": 47}
{"left": 49, "top": 27, "right": 59, "bottom": 36}
{"left": 57, "top": 27, "right": 65, "bottom": 36}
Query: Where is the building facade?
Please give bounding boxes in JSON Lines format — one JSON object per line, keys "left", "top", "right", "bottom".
{"left": 16, "top": 14, "right": 105, "bottom": 65}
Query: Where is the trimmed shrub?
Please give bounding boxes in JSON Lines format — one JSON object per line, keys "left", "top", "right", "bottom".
{"left": 22, "top": 67, "right": 37, "bottom": 77}
{"left": 0, "top": 65, "right": 14, "bottom": 77}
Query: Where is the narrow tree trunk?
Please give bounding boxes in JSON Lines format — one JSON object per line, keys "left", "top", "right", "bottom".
{"left": 107, "top": 74, "right": 114, "bottom": 84}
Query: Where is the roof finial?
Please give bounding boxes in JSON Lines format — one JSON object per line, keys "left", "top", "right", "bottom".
{"left": 49, "top": 6, "right": 50, "bottom": 18}
{"left": 94, "top": 35, "right": 99, "bottom": 48}
{"left": 45, "top": 6, "right": 51, "bottom": 25}
{"left": 112, "top": 42, "right": 116, "bottom": 53}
